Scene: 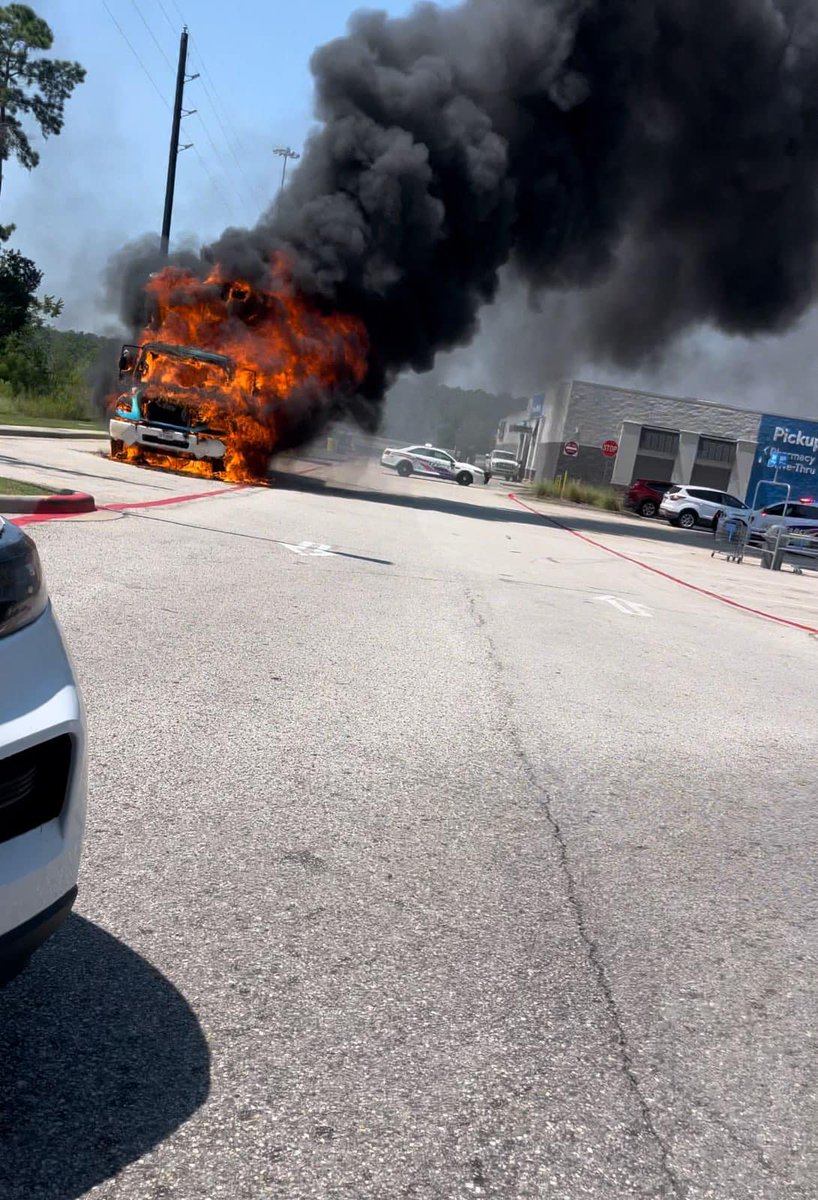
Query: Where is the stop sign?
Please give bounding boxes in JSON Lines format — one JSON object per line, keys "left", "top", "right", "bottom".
{"left": 602, "top": 439, "right": 619, "bottom": 458}
{"left": 563, "top": 440, "right": 579, "bottom": 457}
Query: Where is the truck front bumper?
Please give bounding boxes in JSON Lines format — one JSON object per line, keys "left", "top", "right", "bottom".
{"left": 110, "top": 418, "right": 226, "bottom": 462}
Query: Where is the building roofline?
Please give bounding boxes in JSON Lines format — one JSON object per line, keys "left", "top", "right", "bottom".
{"left": 568, "top": 378, "right": 758, "bottom": 416}
{"left": 567, "top": 378, "right": 807, "bottom": 423}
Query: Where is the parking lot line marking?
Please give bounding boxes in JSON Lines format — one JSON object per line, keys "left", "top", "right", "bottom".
{"left": 282, "top": 541, "right": 335, "bottom": 557}
{"left": 595, "top": 595, "right": 653, "bottom": 616}
{"left": 508, "top": 493, "right": 818, "bottom": 636}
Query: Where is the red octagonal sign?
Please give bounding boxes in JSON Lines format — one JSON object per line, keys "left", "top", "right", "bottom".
{"left": 602, "top": 439, "right": 619, "bottom": 458}
{"left": 563, "top": 440, "right": 579, "bottom": 458}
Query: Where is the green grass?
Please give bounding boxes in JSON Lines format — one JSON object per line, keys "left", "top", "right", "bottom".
{"left": 0, "top": 384, "right": 105, "bottom": 430}
{"left": 0, "top": 475, "right": 50, "bottom": 496}
{"left": 535, "top": 477, "right": 623, "bottom": 512}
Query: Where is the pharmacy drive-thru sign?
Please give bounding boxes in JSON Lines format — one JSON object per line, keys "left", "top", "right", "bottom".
{"left": 747, "top": 414, "right": 818, "bottom": 507}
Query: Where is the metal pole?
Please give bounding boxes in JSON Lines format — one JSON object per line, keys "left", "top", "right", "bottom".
{"left": 161, "top": 27, "right": 189, "bottom": 255}
{"left": 273, "top": 146, "right": 300, "bottom": 195}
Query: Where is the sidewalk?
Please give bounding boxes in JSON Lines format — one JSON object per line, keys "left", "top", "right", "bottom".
{"left": 0, "top": 424, "right": 106, "bottom": 440}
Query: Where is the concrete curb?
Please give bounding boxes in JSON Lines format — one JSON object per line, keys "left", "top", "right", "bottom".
{"left": 0, "top": 424, "right": 106, "bottom": 440}
{"left": 0, "top": 491, "right": 96, "bottom": 515}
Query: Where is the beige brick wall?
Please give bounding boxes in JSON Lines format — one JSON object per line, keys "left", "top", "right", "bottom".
{"left": 565, "top": 381, "right": 761, "bottom": 444}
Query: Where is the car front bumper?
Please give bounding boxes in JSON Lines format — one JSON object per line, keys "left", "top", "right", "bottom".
{"left": 110, "top": 417, "right": 226, "bottom": 462}
{"left": 0, "top": 607, "right": 87, "bottom": 947}
{"left": 0, "top": 887, "right": 77, "bottom": 981}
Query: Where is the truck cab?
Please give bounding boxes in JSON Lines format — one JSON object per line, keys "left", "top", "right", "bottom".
{"left": 109, "top": 341, "right": 248, "bottom": 475}
{"left": 488, "top": 449, "right": 522, "bottom": 481}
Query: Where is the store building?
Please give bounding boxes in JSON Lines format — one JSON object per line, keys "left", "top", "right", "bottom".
{"left": 497, "top": 379, "right": 818, "bottom": 504}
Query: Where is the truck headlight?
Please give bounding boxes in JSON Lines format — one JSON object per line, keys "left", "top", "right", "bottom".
{"left": 0, "top": 522, "right": 49, "bottom": 638}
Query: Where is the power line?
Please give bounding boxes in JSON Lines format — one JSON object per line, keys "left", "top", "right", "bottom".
{"left": 192, "top": 145, "right": 238, "bottom": 223}
{"left": 190, "top": 41, "right": 254, "bottom": 161}
{"left": 154, "top": 0, "right": 178, "bottom": 34}
{"left": 190, "top": 61, "right": 265, "bottom": 208}
{"left": 167, "top": 0, "right": 187, "bottom": 26}
{"left": 106, "top": 0, "right": 264, "bottom": 223}
{"left": 193, "top": 64, "right": 246, "bottom": 173}
{"left": 186, "top": 43, "right": 270, "bottom": 212}
{"left": 101, "top": 0, "right": 170, "bottom": 110}
{"left": 156, "top": 19, "right": 274, "bottom": 212}
{"left": 190, "top": 109, "right": 247, "bottom": 212}
{"left": 130, "top": 0, "right": 175, "bottom": 73}
{"left": 124, "top": 5, "right": 229, "bottom": 208}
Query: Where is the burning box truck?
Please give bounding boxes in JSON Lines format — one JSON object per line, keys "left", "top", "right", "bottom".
{"left": 109, "top": 340, "right": 256, "bottom": 477}
{"left": 107, "top": 257, "right": 370, "bottom": 482}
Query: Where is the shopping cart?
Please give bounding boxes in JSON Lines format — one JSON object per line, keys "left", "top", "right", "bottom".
{"left": 711, "top": 513, "right": 749, "bottom": 563}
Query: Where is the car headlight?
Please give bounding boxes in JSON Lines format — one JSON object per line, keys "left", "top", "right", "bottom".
{"left": 0, "top": 521, "right": 48, "bottom": 638}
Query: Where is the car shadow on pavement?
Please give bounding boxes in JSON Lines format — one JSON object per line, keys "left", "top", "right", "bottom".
{"left": 268, "top": 470, "right": 721, "bottom": 548}
{"left": 539, "top": 509, "right": 719, "bottom": 549}
{"left": 0, "top": 452, "right": 175, "bottom": 494}
{"left": 267, "top": 470, "right": 550, "bottom": 525}
{"left": 0, "top": 915, "right": 210, "bottom": 1200}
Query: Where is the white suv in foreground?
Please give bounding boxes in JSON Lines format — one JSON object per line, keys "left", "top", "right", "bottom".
{"left": 0, "top": 519, "right": 86, "bottom": 986}
{"left": 660, "top": 485, "right": 749, "bottom": 530}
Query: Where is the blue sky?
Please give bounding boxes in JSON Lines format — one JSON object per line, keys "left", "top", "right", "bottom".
{"left": 3, "top": 0, "right": 458, "bottom": 330}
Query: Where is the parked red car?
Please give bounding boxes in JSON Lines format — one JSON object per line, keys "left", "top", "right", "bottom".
{"left": 626, "top": 478, "right": 677, "bottom": 518}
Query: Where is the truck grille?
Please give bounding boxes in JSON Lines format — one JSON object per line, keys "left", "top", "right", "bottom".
{"left": 0, "top": 735, "right": 73, "bottom": 845}
{"left": 142, "top": 432, "right": 190, "bottom": 449}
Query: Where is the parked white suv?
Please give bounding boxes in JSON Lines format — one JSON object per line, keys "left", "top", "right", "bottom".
{"left": 660, "top": 485, "right": 750, "bottom": 530}
{"left": 0, "top": 519, "right": 87, "bottom": 986}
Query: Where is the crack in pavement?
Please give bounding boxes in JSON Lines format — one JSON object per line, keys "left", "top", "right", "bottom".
{"left": 465, "top": 587, "right": 687, "bottom": 1200}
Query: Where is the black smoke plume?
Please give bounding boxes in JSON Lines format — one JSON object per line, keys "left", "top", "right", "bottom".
{"left": 115, "top": 0, "right": 818, "bottom": 435}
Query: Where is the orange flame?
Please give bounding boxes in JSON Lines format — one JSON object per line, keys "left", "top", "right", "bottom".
{"left": 110, "top": 254, "right": 368, "bottom": 481}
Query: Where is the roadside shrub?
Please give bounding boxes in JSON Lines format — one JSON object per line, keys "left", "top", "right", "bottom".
{"left": 534, "top": 477, "right": 623, "bottom": 512}
{"left": 533, "top": 478, "right": 562, "bottom": 500}
{"left": 0, "top": 375, "right": 96, "bottom": 423}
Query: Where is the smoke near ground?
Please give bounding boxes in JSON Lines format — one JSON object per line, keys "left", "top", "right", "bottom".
{"left": 109, "top": 0, "right": 818, "bottom": 433}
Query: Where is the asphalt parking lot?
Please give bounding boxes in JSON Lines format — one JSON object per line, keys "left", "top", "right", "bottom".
{"left": 1, "top": 437, "right": 816, "bottom": 1200}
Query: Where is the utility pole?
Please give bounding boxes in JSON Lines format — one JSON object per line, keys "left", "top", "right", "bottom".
{"left": 161, "top": 26, "right": 197, "bottom": 255}
{"left": 273, "top": 145, "right": 300, "bottom": 193}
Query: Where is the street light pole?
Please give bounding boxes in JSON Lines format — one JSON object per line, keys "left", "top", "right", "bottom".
{"left": 273, "top": 145, "right": 300, "bottom": 193}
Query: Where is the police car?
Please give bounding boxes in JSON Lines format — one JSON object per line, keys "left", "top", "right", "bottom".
{"left": 748, "top": 499, "right": 818, "bottom": 541}
{"left": 380, "top": 444, "right": 488, "bottom": 486}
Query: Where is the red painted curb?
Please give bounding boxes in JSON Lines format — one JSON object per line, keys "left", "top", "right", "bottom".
{"left": 1, "top": 491, "right": 95, "bottom": 516}
{"left": 508, "top": 492, "right": 818, "bottom": 637}
{"left": 9, "top": 483, "right": 248, "bottom": 526}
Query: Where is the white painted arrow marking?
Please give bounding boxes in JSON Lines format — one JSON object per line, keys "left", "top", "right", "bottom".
{"left": 282, "top": 541, "right": 335, "bottom": 557}
{"left": 595, "top": 594, "right": 652, "bottom": 616}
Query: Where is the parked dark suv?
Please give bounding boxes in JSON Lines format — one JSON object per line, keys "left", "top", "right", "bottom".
{"left": 625, "top": 479, "right": 676, "bottom": 518}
